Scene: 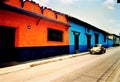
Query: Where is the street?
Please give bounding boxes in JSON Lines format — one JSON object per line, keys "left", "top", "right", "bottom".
{"left": 0, "top": 47, "right": 120, "bottom": 82}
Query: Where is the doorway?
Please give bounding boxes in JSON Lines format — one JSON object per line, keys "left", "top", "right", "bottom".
{"left": 95, "top": 33, "right": 99, "bottom": 44}
{"left": 73, "top": 31, "right": 80, "bottom": 53}
{"left": 0, "top": 26, "right": 16, "bottom": 63}
{"left": 86, "top": 34, "right": 91, "bottom": 49}
{"left": 74, "top": 34, "right": 79, "bottom": 50}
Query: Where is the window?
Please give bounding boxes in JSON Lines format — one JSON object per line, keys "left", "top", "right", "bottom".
{"left": 48, "top": 28, "right": 63, "bottom": 42}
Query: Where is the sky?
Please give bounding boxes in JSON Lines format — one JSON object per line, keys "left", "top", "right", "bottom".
{"left": 31, "top": 0, "right": 120, "bottom": 35}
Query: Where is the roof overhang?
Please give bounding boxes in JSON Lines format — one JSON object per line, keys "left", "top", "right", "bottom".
{"left": 67, "top": 15, "right": 109, "bottom": 35}
{"left": 1, "top": 4, "right": 70, "bottom": 27}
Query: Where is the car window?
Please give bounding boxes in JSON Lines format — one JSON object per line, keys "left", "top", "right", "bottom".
{"left": 94, "top": 44, "right": 101, "bottom": 47}
{"left": 94, "top": 44, "right": 98, "bottom": 47}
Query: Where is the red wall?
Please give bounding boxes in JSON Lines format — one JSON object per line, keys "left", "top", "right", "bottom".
{"left": 43, "top": 8, "right": 56, "bottom": 20}
{"left": 0, "top": 0, "right": 69, "bottom": 47}
{"left": 57, "top": 14, "right": 68, "bottom": 23}
{"left": 4, "top": 0, "right": 21, "bottom": 8}
{"left": 23, "top": 1, "right": 42, "bottom": 14}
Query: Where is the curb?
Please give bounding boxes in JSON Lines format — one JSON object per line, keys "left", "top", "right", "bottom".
{"left": 0, "top": 47, "right": 117, "bottom": 75}
{"left": 30, "top": 52, "right": 89, "bottom": 67}
{"left": 0, "top": 52, "right": 89, "bottom": 75}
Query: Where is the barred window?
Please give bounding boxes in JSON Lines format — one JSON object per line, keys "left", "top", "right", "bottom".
{"left": 48, "top": 28, "right": 63, "bottom": 42}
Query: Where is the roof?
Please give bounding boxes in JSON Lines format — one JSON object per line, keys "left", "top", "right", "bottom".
{"left": 66, "top": 15, "right": 110, "bottom": 35}
{"left": 113, "top": 34, "right": 120, "bottom": 37}
{"left": 0, "top": 3, "right": 69, "bottom": 26}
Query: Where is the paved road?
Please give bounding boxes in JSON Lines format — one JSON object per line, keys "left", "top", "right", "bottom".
{"left": 0, "top": 47, "right": 120, "bottom": 82}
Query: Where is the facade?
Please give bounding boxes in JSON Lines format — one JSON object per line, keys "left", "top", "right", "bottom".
{"left": 0, "top": 0, "right": 116, "bottom": 65}
{"left": 67, "top": 16, "right": 113, "bottom": 54}
{"left": 0, "top": 0, "right": 69, "bottom": 62}
{"left": 112, "top": 34, "right": 120, "bottom": 46}
{"left": 107, "top": 34, "right": 113, "bottom": 47}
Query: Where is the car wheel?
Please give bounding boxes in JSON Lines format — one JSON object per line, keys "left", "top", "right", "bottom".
{"left": 101, "top": 50, "right": 104, "bottom": 54}
{"left": 90, "top": 52, "right": 92, "bottom": 54}
{"left": 104, "top": 50, "right": 106, "bottom": 53}
{"left": 91, "top": 51, "right": 95, "bottom": 55}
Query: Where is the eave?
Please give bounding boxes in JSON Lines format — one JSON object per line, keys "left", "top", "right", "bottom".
{"left": 1, "top": 4, "right": 70, "bottom": 27}
{"left": 67, "top": 15, "right": 109, "bottom": 35}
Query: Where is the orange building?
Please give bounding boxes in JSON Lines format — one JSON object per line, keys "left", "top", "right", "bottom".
{"left": 0, "top": 0, "right": 69, "bottom": 63}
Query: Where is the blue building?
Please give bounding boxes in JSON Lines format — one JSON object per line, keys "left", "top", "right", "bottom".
{"left": 67, "top": 16, "right": 113, "bottom": 54}
{"left": 111, "top": 34, "right": 120, "bottom": 46}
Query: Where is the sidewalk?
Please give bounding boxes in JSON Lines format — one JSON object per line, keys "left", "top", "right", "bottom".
{"left": 0, "top": 47, "right": 115, "bottom": 75}
{"left": 0, "top": 52, "right": 89, "bottom": 75}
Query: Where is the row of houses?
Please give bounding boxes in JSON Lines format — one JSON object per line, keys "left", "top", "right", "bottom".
{"left": 0, "top": 0, "right": 120, "bottom": 63}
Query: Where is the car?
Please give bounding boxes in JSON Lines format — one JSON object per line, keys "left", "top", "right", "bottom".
{"left": 90, "top": 44, "right": 106, "bottom": 54}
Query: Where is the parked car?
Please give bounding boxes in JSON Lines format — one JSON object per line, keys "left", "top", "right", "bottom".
{"left": 90, "top": 44, "right": 106, "bottom": 54}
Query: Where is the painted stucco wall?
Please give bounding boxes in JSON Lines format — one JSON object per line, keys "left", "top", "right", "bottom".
{"left": 0, "top": 10, "right": 69, "bottom": 47}
{"left": 113, "top": 35, "right": 120, "bottom": 46}
{"left": 0, "top": 0, "right": 69, "bottom": 61}
{"left": 107, "top": 39, "right": 113, "bottom": 47}
{"left": 69, "top": 21, "right": 112, "bottom": 54}
{"left": 69, "top": 22, "right": 87, "bottom": 54}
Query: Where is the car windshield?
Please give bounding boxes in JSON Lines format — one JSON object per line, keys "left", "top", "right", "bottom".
{"left": 94, "top": 44, "right": 101, "bottom": 47}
